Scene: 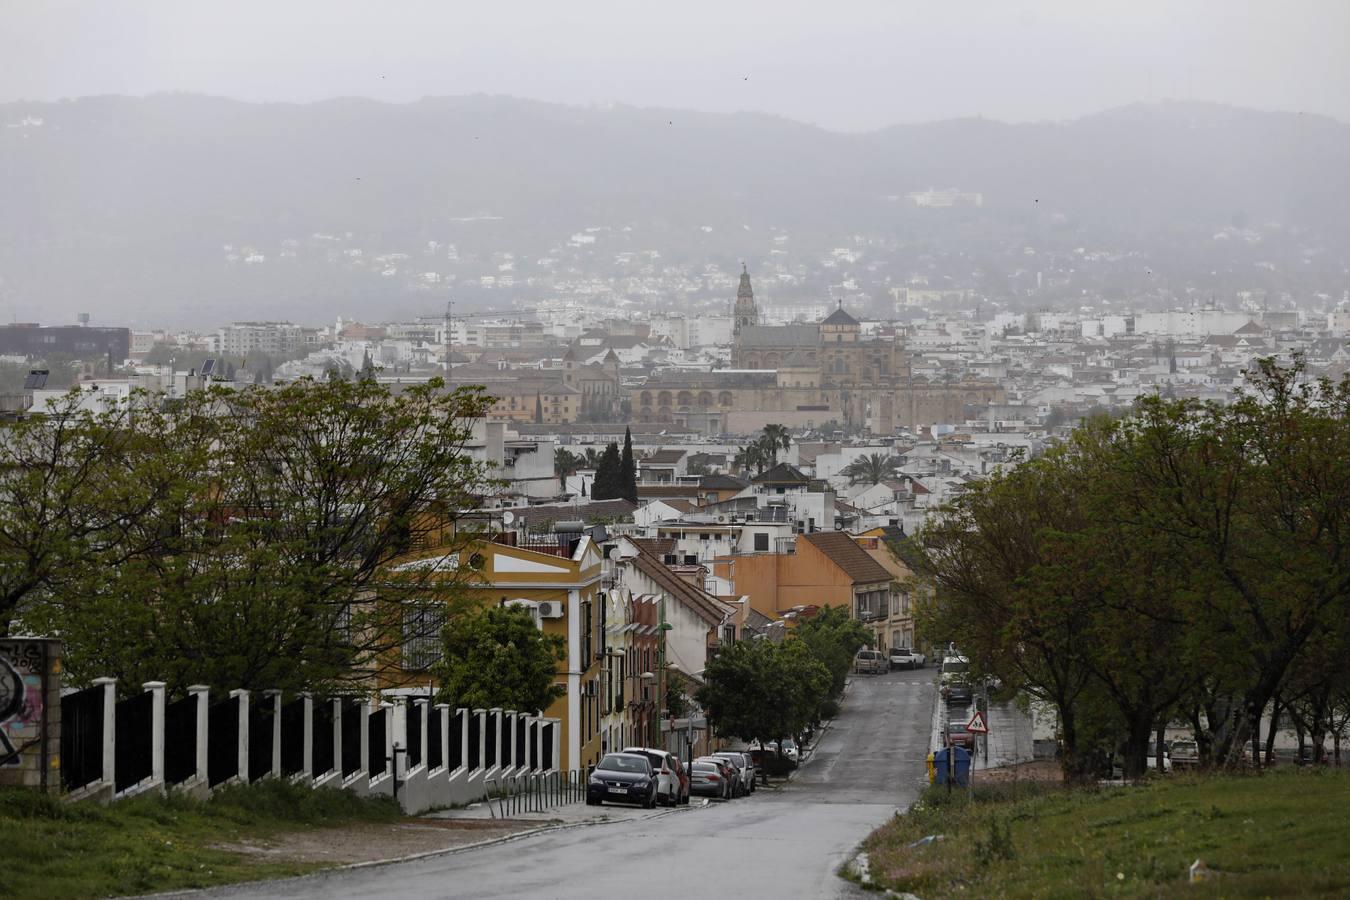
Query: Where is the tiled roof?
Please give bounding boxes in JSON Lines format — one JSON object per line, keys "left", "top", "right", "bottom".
{"left": 502, "top": 499, "right": 635, "bottom": 529}
{"left": 637, "top": 484, "right": 702, "bottom": 499}
{"left": 644, "top": 449, "right": 686, "bottom": 465}
{"left": 752, "top": 462, "right": 810, "bottom": 484}
{"left": 801, "top": 532, "right": 893, "bottom": 585}
{"left": 627, "top": 547, "right": 729, "bottom": 625}
{"left": 699, "top": 474, "right": 749, "bottom": 491}
{"left": 821, "top": 307, "right": 860, "bottom": 327}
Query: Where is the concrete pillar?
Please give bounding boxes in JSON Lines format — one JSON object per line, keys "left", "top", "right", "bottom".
{"left": 264, "top": 690, "right": 282, "bottom": 778}
{"left": 487, "top": 707, "right": 502, "bottom": 769}
{"left": 412, "top": 699, "right": 429, "bottom": 770}
{"left": 93, "top": 677, "right": 117, "bottom": 788}
{"left": 435, "top": 704, "right": 450, "bottom": 771}
{"left": 359, "top": 700, "right": 371, "bottom": 776}
{"left": 300, "top": 693, "right": 314, "bottom": 780}
{"left": 385, "top": 699, "right": 396, "bottom": 780}
{"left": 142, "top": 681, "right": 167, "bottom": 787}
{"left": 473, "top": 708, "right": 486, "bottom": 771}
{"left": 188, "top": 685, "right": 210, "bottom": 786}
{"left": 503, "top": 710, "right": 516, "bottom": 769}
{"left": 230, "top": 689, "right": 249, "bottom": 783}
{"left": 330, "top": 698, "right": 342, "bottom": 778}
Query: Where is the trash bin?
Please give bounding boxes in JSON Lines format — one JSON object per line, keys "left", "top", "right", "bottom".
{"left": 934, "top": 747, "right": 971, "bottom": 787}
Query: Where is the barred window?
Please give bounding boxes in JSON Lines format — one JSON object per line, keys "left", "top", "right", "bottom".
{"left": 402, "top": 603, "right": 447, "bottom": 670}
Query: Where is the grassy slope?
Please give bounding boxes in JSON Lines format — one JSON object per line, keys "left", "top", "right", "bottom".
{"left": 860, "top": 769, "right": 1350, "bottom": 898}
{"left": 0, "top": 781, "right": 403, "bottom": 899}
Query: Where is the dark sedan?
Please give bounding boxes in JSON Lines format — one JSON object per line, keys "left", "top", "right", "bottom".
{"left": 586, "top": 753, "right": 659, "bottom": 808}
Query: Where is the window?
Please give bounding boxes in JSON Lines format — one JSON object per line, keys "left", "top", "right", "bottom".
{"left": 753, "top": 533, "right": 769, "bottom": 552}
{"left": 402, "top": 603, "right": 446, "bottom": 669}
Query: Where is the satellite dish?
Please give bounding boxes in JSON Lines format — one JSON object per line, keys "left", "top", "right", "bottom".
{"left": 501, "top": 510, "right": 516, "bottom": 526}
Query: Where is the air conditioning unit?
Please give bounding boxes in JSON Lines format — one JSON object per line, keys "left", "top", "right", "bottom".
{"left": 536, "top": 601, "right": 564, "bottom": 619}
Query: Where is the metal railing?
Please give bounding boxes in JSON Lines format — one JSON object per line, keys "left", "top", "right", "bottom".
{"left": 485, "top": 768, "right": 586, "bottom": 818}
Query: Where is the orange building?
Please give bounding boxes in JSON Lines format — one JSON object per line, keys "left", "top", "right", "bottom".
{"left": 712, "top": 531, "right": 892, "bottom": 622}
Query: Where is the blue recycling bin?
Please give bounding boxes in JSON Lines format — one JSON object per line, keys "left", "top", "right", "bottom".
{"left": 934, "top": 746, "right": 971, "bottom": 786}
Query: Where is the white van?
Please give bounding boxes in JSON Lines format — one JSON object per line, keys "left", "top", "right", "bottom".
{"left": 853, "top": 649, "right": 887, "bottom": 675}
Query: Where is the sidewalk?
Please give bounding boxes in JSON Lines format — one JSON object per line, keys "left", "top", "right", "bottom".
{"left": 424, "top": 797, "right": 683, "bottom": 826}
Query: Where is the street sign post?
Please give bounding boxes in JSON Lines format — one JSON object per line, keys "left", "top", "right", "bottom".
{"left": 966, "top": 710, "right": 989, "bottom": 735}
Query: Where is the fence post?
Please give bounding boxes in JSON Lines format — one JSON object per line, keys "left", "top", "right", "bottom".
{"left": 359, "top": 700, "right": 371, "bottom": 776}
{"left": 330, "top": 698, "right": 342, "bottom": 779}
{"left": 231, "top": 689, "right": 250, "bottom": 784}
{"left": 435, "top": 703, "right": 450, "bottom": 770}
{"left": 300, "top": 692, "right": 313, "bottom": 780}
{"left": 143, "top": 681, "right": 167, "bottom": 789}
{"left": 188, "top": 685, "right": 210, "bottom": 787}
{"left": 93, "top": 677, "right": 117, "bottom": 789}
{"left": 412, "top": 699, "right": 428, "bottom": 770}
{"left": 264, "top": 690, "right": 282, "bottom": 778}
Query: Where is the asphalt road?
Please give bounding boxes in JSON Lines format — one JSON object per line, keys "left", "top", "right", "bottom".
{"left": 197, "top": 666, "right": 935, "bottom": 900}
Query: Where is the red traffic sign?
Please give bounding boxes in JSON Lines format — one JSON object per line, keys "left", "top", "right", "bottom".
{"left": 966, "top": 710, "right": 989, "bottom": 734}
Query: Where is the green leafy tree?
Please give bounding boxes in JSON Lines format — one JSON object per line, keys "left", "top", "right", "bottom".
{"left": 794, "top": 606, "right": 872, "bottom": 699}
{"left": 433, "top": 605, "right": 567, "bottom": 713}
{"left": 23, "top": 377, "right": 496, "bottom": 696}
{"left": 697, "top": 639, "right": 830, "bottom": 748}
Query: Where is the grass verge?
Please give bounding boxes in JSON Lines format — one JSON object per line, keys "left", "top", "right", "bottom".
{"left": 858, "top": 767, "right": 1350, "bottom": 898}
{"left": 0, "top": 780, "right": 403, "bottom": 899}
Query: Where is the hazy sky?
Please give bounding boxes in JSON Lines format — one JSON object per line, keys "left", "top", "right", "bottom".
{"left": 5, "top": 0, "right": 1349, "bottom": 130}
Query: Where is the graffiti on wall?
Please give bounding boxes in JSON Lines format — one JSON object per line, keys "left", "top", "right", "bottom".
{"left": 0, "top": 642, "right": 46, "bottom": 766}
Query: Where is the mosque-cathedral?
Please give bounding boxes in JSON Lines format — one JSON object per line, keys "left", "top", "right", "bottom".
{"left": 633, "top": 266, "right": 1003, "bottom": 434}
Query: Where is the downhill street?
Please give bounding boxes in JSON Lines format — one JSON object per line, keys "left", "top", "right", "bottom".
{"left": 193, "top": 666, "right": 936, "bottom": 900}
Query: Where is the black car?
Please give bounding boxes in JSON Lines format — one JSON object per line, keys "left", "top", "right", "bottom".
{"left": 586, "top": 753, "right": 659, "bottom": 808}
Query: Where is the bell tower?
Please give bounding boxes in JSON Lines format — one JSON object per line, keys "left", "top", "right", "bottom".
{"left": 732, "top": 263, "right": 758, "bottom": 340}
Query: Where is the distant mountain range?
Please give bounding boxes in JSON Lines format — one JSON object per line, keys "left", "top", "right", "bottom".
{"left": 2, "top": 95, "right": 1347, "bottom": 327}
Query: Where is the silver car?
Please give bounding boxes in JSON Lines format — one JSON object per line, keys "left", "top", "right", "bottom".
{"left": 710, "top": 750, "right": 756, "bottom": 795}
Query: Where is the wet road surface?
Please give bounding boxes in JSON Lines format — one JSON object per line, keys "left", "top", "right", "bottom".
{"left": 194, "top": 666, "right": 936, "bottom": 900}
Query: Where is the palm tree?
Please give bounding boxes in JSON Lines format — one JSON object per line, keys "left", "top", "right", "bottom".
{"left": 734, "top": 442, "right": 769, "bottom": 476}
{"left": 842, "top": 453, "right": 899, "bottom": 486}
{"left": 761, "top": 424, "right": 792, "bottom": 465}
{"left": 554, "top": 448, "right": 581, "bottom": 490}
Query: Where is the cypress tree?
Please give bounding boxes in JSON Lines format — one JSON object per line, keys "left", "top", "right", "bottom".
{"left": 593, "top": 442, "right": 622, "bottom": 501}
{"left": 620, "top": 427, "right": 637, "bottom": 503}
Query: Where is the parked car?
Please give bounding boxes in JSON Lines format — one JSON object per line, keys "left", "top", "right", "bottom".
{"left": 945, "top": 720, "right": 974, "bottom": 750}
{"left": 854, "top": 648, "right": 887, "bottom": 675}
{"left": 776, "top": 739, "right": 800, "bottom": 763}
{"left": 710, "top": 751, "right": 756, "bottom": 795}
{"left": 940, "top": 655, "right": 973, "bottom": 702}
{"left": 695, "top": 756, "right": 738, "bottom": 799}
{"left": 1169, "top": 739, "right": 1200, "bottom": 769}
{"left": 587, "top": 753, "right": 659, "bottom": 808}
{"left": 888, "top": 647, "right": 926, "bottom": 669}
{"left": 622, "top": 746, "right": 689, "bottom": 806}
{"left": 690, "top": 760, "right": 730, "bottom": 799}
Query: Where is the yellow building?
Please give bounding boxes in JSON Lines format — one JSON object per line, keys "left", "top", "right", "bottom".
{"left": 386, "top": 533, "right": 606, "bottom": 773}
